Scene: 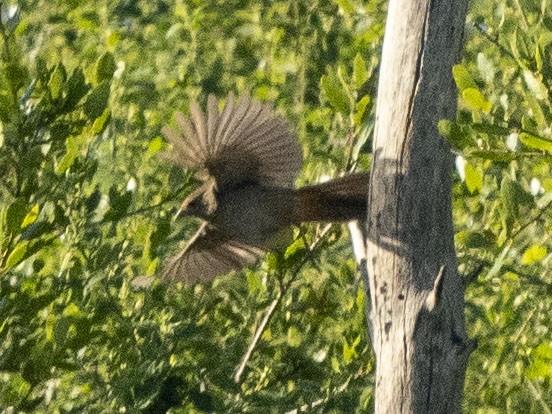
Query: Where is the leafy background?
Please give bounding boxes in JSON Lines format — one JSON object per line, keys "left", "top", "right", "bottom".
{"left": 0, "top": 0, "right": 550, "bottom": 412}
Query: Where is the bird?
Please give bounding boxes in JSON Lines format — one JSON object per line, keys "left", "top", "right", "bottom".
{"left": 161, "top": 93, "right": 369, "bottom": 284}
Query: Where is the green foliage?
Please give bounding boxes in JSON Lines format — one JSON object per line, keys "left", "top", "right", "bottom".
{"left": 452, "top": 1, "right": 552, "bottom": 412}
{"left": 0, "top": 0, "right": 380, "bottom": 412}
{"left": 0, "top": 0, "right": 551, "bottom": 412}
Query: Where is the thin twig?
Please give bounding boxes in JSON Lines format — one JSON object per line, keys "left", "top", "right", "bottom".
{"left": 233, "top": 294, "right": 280, "bottom": 383}
{"left": 474, "top": 23, "right": 517, "bottom": 62}
{"left": 526, "top": 380, "right": 552, "bottom": 414}
{"left": 234, "top": 224, "right": 333, "bottom": 383}
{"left": 512, "top": 0, "right": 529, "bottom": 31}
{"left": 510, "top": 197, "right": 552, "bottom": 241}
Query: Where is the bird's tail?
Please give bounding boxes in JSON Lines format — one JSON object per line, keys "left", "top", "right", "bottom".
{"left": 293, "top": 172, "right": 369, "bottom": 223}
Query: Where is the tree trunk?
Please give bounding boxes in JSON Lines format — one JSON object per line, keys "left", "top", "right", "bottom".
{"left": 365, "top": 0, "right": 472, "bottom": 412}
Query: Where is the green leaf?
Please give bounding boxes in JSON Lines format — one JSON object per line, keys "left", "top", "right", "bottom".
{"left": 5, "top": 63, "right": 28, "bottom": 91}
{"left": 5, "top": 239, "right": 48, "bottom": 269}
{"left": 287, "top": 326, "right": 302, "bottom": 347}
{"left": 452, "top": 64, "right": 477, "bottom": 91}
{"left": 352, "top": 53, "right": 369, "bottom": 89}
{"left": 0, "top": 93, "right": 13, "bottom": 122}
{"left": 509, "top": 27, "right": 531, "bottom": 63}
{"left": 284, "top": 238, "right": 305, "bottom": 259}
{"left": 48, "top": 64, "right": 66, "bottom": 100}
{"left": 55, "top": 135, "right": 80, "bottom": 175}
{"left": 6, "top": 198, "right": 28, "bottom": 234}
{"left": 342, "top": 336, "right": 360, "bottom": 363}
{"left": 352, "top": 121, "right": 373, "bottom": 160}
{"left": 63, "top": 302, "right": 83, "bottom": 318}
{"left": 521, "top": 245, "right": 547, "bottom": 265}
{"left": 456, "top": 231, "right": 494, "bottom": 248}
{"left": 335, "top": 0, "right": 355, "bottom": 14}
{"left": 525, "top": 359, "right": 551, "bottom": 380}
{"left": 90, "top": 109, "right": 111, "bottom": 135}
{"left": 149, "top": 217, "right": 171, "bottom": 254}
{"left": 21, "top": 204, "right": 39, "bottom": 228}
{"left": 500, "top": 177, "right": 533, "bottom": 221}
{"left": 538, "top": 31, "right": 552, "bottom": 48}
{"left": 64, "top": 68, "right": 90, "bottom": 111}
{"left": 519, "top": 132, "right": 552, "bottom": 153}
{"left": 265, "top": 252, "right": 279, "bottom": 271}
{"left": 353, "top": 95, "right": 370, "bottom": 126}
{"left": 462, "top": 88, "right": 492, "bottom": 113}
{"left": 0, "top": 374, "right": 30, "bottom": 406}
{"left": 471, "top": 123, "right": 511, "bottom": 136}
{"left": 148, "top": 136, "right": 165, "bottom": 156}
{"left": 438, "top": 120, "right": 473, "bottom": 149}
{"left": 83, "top": 81, "right": 111, "bottom": 120}
{"left": 534, "top": 343, "right": 552, "bottom": 359}
{"left": 95, "top": 52, "right": 116, "bottom": 83}
{"left": 246, "top": 271, "right": 263, "bottom": 293}
{"left": 104, "top": 186, "right": 132, "bottom": 221}
{"left": 464, "top": 164, "right": 483, "bottom": 193}
{"left": 321, "top": 71, "right": 350, "bottom": 114}
{"left": 535, "top": 44, "right": 543, "bottom": 72}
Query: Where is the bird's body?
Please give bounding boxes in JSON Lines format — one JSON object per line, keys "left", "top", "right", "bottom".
{"left": 210, "top": 184, "right": 296, "bottom": 248}
{"left": 162, "top": 94, "right": 368, "bottom": 283}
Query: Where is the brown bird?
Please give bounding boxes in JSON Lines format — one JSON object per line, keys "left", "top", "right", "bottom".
{"left": 162, "top": 93, "right": 369, "bottom": 283}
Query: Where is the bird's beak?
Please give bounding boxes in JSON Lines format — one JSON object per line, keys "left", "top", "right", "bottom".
{"left": 173, "top": 201, "right": 187, "bottom": 221}
{"left": 173, "top": 184, "right": 217, "bottom": 221}
{"left": 173, "top": 193, "right": 197, "bottom": 221}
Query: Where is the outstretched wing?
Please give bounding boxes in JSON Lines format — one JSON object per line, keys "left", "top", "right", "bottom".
{"left": 162, "top": 222, "right": 266, "bottom": 284}
{"left": 162, "top": 94, "right": 303, "bottom": 191}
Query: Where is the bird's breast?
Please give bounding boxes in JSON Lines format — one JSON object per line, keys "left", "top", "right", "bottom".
{"left": 211, "top": 185, "right": 296, "bottom": 248}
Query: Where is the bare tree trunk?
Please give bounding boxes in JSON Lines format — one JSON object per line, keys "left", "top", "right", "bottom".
{"left": 365, "top": 0, "right": 472, "bottom": 412}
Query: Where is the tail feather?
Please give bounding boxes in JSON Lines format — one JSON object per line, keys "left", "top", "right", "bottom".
{"left": 294, "top": 172, "right": 369, "bottom": 223}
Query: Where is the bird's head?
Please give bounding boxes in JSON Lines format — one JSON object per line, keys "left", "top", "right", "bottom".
{"left": 177, "top": 183, "right": 217, "bottom": 220}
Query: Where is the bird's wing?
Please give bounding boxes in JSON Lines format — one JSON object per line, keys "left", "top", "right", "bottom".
{"left": 162, "top": 93, "right": 303, "bottom": 190}
{"left": 162, "top": 222, "right": 266, "bottom": 284}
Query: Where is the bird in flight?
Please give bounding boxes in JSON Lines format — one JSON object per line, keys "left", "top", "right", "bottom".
{"left": 162, "top": 93, "right": 368, "bottom": 284}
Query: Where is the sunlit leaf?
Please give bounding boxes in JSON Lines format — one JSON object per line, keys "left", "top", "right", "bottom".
{"left": 453, "top": 64, "right": 477, "bottom": 91}
{"left": 521, "top": 245, "right": 547, "bottom": 265}
{"left": 321, "top": 71, "right": 350, "bottom": 114}
{"left": 353, "top": 53, "right": 369, "bottom": 89}
{"left": 5, "top": 239, "right": 48, "bottom": 269}
{"left": 464, "top": 164, "right": 483, "bottom": 193}
{"left": 519, "top": 132, "right": 552, "bottom": 153}
{"left": 21, "top": 204, "right": 39, "bottom": 228}
{"left": 525, "top": 359, "right": 551, "bottom": 380}
{"left": 462, "top": 88, "right": 492, "bottom": 113}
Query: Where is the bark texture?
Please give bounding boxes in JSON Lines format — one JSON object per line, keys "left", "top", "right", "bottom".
{"left": 365, "top": 0, "right": 471, "bottom": 412}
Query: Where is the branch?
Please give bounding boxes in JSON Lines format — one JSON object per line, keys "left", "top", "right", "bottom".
{"left": 234, "top": 224, "right": 333, "bottom": 383}
{"left": 474, "top": 22, "right": 517, "bottom": 62}
{"left": 510, "top": 197, "right": 552, "bottom": 241}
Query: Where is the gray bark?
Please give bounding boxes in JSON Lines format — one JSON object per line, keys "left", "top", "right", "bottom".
{"left": 365, "top": 0, "right": 472, "bottom": 412}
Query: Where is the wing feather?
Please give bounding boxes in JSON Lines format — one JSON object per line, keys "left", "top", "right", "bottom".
{"left": 163, "top": 223, "right": 265, "bottom": 284}
{"left": 162, "top": 93, "right": 302, "bottom": 190}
